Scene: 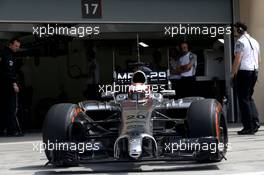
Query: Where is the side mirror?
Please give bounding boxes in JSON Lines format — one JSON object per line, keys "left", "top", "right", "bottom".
{"left": 101, "top": 91, "right": 114, "bottom": 100}
{"left": 160, "top": 90, "right": 176, "bottom": 97}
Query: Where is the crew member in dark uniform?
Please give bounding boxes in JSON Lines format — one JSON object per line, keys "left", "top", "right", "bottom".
{"left": 0, "top": 38, "right": 22, "bottom": 136}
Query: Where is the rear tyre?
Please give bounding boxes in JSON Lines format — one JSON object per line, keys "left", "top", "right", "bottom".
{"left": 42, "top": 103, "right": 79, "bottom": 167}
{"left": 187, "top": 99, "right": 228, "bottom": 162}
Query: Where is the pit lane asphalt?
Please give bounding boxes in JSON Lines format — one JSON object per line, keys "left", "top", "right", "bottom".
{"left": 0, "top": 125, "right": 264, "bottom": 175}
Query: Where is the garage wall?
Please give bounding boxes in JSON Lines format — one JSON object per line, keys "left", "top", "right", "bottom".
{"left": 22, "top": 46, "right": 87, "bottom": 104}
{"left": 239, "top": 0, "right": 264, "bottom": 123}
{"left": 0, "top": 0, "right": 232, "bottom": 23}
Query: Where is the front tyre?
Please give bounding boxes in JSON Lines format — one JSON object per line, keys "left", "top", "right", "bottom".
{"left": 187, "top": 99, "right": 228, "bottom": 162}
{"left": 42, "top": 103, "right": 79, "bottom": 166}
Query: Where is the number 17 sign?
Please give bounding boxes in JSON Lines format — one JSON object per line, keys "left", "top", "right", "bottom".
{"left": 82, "top": 0, "right": 102, "bottom": 18}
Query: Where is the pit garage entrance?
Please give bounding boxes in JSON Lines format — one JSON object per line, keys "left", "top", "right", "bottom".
{"left": 0, "top": 0, "right": 236, "bottom": 130}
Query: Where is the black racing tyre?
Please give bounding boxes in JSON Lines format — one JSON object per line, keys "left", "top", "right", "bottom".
{"left": 187, "top": 99, "right": 228, "bottom": 162}
{"left": 42, "top": 103, "right": 78, "bottom": 166}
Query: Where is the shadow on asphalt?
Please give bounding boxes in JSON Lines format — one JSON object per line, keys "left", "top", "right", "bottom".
{"left": 11, "top": 161, "right": 219, "bottom": 174}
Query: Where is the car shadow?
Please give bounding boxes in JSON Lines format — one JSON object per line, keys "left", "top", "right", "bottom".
{"left": 11, "top": 161, "right": 219, "bottom": 174}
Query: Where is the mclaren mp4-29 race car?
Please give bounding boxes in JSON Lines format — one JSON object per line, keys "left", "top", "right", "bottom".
{"left": 42, "top": 66, "right": 228, "bottom": 167}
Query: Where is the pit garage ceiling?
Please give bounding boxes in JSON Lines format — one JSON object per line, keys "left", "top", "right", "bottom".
{"left": 0, "top": 0, "right": 232, "bottom": 23}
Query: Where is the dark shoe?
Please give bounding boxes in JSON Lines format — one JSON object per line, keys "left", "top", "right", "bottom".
{"left": 253, "top": 123, "right": 260, "bottom": 133}
{"left": 237, "top": 128, "right": 255, "bottom": 135}
{"left": 6, "top": 132, "right": 24, "bottom": 137}
{"left": 0, "top": 132, "right": 6, "bottom": 137}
